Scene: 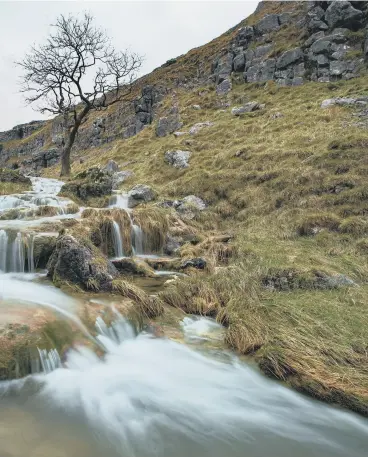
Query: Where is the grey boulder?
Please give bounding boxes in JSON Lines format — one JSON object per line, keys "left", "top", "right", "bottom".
{"left": 189, "top": 122, "right": 214, "bottom": 135}
{"left": 325, "top": 1, "right": 363, "bottom": 29}
{"left": 128, "top": 184, "right": 156, "bottom": 208}
{"left": 232, "top": 102, "right": 263, "bottom": 116}
{"left": 164, "top": 150, "right": 191, "bottom": 169}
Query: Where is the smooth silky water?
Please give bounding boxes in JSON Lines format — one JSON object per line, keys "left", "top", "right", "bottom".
{"left": 0, "top": 178, "right": 367, "bottom": 457}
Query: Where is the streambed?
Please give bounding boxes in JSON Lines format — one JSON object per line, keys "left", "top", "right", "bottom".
{"left": 0, "top": 177, "right": 367, "bottom": 457}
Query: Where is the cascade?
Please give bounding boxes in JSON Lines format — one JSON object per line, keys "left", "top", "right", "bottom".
{"left": 38, "top": 348, "right": 62, "bottom": 373}
{"left": 132, "top": 224, "right": 145, "bottom": 255}
{"left": 27, "top": 233, "right": 35, "bottom": 273}
{"left": 0, "top": 229, "right": 8, "bottom": 272}
{"left": 111, "top": 221, "right": 124, "bottom": 258}
{"left": 10, "top": 232, "right": 25, "bottom": 273}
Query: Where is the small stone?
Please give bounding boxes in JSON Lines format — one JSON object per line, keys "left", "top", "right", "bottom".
{"left": 173, "top": 131, "right": 188, "bottom": 137}
{"left": 180, "top": 258, "right": 207, "bottom": 270}
{"left": 189, "top": 122, "right": 214, "bottom": 135}
{"left": 192, "top": 105, "right": 201, "bottom": 110}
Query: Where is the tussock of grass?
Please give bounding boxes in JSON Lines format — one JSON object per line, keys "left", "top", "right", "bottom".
{"left": 112, "top": 279, "right": 164, "bottom": 318}
{"left": 133, "top": 207, "right": 170, "bottom": 253}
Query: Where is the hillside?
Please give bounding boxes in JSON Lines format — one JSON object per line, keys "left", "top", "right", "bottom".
{"left": 0, "top": 1, "right": 368, "bottom": 415}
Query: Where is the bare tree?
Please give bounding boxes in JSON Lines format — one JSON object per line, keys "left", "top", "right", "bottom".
{"left": 18, "top": 13, "right": 142, "bottom": 176}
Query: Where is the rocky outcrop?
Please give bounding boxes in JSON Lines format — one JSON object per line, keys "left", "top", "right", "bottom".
{"left": 0, "top": 120, "right": 47, "bottom": 143}
{"left": 128, "top": 184, "right": 156, "bottom": 208}
{"left": 60, "top": 167, "right": 113, "bottom": 202}
{"left": 47, "top": 234, "right": 118, "bottom": 291}
{"left": 156, "top": 107, "right": 182, "bottom": 137}
{"left": 0, "top": 168, "right": 31, "bottom": 185}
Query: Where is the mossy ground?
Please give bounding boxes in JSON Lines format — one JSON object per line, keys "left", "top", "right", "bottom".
{"left": 21, "top": 75, "right": 368, "bottom": 413}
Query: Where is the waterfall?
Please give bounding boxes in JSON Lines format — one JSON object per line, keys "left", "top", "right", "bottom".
{"left": 10, "top": 232, "right": 25, "bottom": 273}
{"left": 27, "top": 234, "right": 35, "bottom": 273}
{"left": 132, "top": 224, "right": 144, "bottom": 255}
{"left": 111, "top": 221, "right": 124, "bottom": 258}
{"left": 0, "top": 229, "right": 8, "bottom": 272}
{"left": 38, "top": 348, "right": 62, "bottom": 373}
{"left": 109, "top": 193, "right": 129, "bottom": 209}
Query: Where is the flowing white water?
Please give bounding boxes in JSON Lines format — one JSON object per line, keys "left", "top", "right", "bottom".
{"left": 0, "top": 229, "right": 8, "bottom": 272}
{"left": 0, "top": 317, "right": 367, "bottom": 457}
{"left": 132, "top": 224, "right": 144, "bottom": 255}
{"left": 108, "top": 192, "right": 129, "bottom": 209}
{"left": 111, "top": 221, "right": 124, "bottom": 258}
{"left": 27, "top": 233, "right": 35, "bottom": 272}
{"left": 10, "top": 232, "right": 25, "bottom": 272}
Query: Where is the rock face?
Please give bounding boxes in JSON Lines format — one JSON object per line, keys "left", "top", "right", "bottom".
{"left": 128, "top": 184, "right": 156, "bottom": 208}
{"left": 47, "top": 235, "right": 118, "bottom": 291}
{"left": 61, "top": 167, "right": 113, "bottom": 202}
{"left": 164, "top": 150, "right": 191, "bottom": 169}
{"left": 2, "top": 1, "right": 368, "bottom": 170}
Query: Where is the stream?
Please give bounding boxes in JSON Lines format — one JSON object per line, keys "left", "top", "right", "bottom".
{"left": 0, "top": 177, "right": 367, "bottom": 457}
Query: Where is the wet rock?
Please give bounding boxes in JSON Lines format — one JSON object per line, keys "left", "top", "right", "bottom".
{"left": 189, "top": 122, "right": 214, "bottom": 135}
{"left": 60, "top": 167, "right": 113, "bottom": 202}
{"left": 112, "top": 171, "right": 133, "bottom": 190}
{"left": 32, "top": 234, "right": 57, "bottom": 269}
{"left": 47, "top": 235, "right": 118, "bottom": 291}
{"left": 104, "top": 160, "right": 119, "bottom": 174}
{"left": 321, "top": 97, "right": 368, "bottom": 108}
{"left": 164, "top": 150, "right": 191, "bottom": 169}
{"left": 180, "top": 257, "right": 207, "bottom": 270}
{"left": 111, "top": 257, "right": 155, "bottom": 277}
{"left": 128, "top": 184, "right": 156, "bottom": 208}
{"left": 231, "top": 102, "right": 263, "bottom": 116}
{"left": 325, "top": 1, "right": 363, "bottom": 29}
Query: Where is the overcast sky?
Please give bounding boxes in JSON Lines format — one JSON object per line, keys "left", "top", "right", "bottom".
{"left": 0, "top": 1, "right": 257, "bottom": 131}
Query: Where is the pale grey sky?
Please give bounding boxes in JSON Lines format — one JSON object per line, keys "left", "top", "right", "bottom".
{"left": 0, "top": 1, "right": 257, "bottom": 131}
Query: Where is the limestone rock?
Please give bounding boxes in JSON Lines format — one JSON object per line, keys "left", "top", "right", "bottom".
{"left": 164, "top": 150, "right": 191, "bottom": 169}
{"left": 0, "top": 168, "right": 31, "bottom": 185}
{"left": 255, "top": 14, "right": 280, "bottom": 35}
{"left": 231, "top": 102, "right": 263, "bottom": 116}
{"left": 189, "top": 122, "right": 214, "bottom": 135}
{"left": 112, "top": 171, "right": 133, "bottom": 190}
{"left": 61, "top": 167, "right": 113, "bottom": 202}
{"left": 176, "top": 195, "right": 206, "bottom": 219}
{"left": 104, "top": 160, "right": 119, "bottom": 174}
{"left": 47, "top": 235, "right": 118, "bottom": 291}
{"left": 156, "top": 113, "right": 182, "bottom": 137}
{"left": 321, "top": 97, "right": 368, "bottom": 108}
{"left": 276, "top": 48, "right": 303, "bottom": 70}
{"left": 128, "top": 184, "right": 156, "bottom": 208}
{"left": 325, "top": 1, "right": 363, "bottom": 29}
{"left": 216, "top": 79, "right": 232, "bottom": 96}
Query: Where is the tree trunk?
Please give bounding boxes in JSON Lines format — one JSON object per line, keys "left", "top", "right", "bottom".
{"left": 59, "top": 106, "right": 90, "bottom": 177}
{"left": 60, "top": 144, "right": 72, "bottom": 176}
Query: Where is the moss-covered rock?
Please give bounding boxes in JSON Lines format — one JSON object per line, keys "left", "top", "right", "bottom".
{"left": 60, "top": 167, "right": 113, "bottom": 203}
{"left": 112, "top": 257, "right": 156, "bottom": 277}
{"left": 0, "top": 168, "right": 31, "bottom": 185}
{"left": 47, "top": 234, "right": 118, "bottom": 291}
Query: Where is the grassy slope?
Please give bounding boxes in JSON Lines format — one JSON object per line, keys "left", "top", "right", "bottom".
{"left": 44, "top": 76, "right": 368, "bottom": 414}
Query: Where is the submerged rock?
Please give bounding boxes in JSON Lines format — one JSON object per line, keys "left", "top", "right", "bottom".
{"left": 47, "top": 235, "right": 118, "bottom": 291}
{"left": 128, "top": 184, "right": 156, "bottom": 208}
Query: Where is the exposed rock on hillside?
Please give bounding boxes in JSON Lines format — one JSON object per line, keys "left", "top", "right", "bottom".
{"left": 61, "top": 167, "right": 113, "bottom": 202}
